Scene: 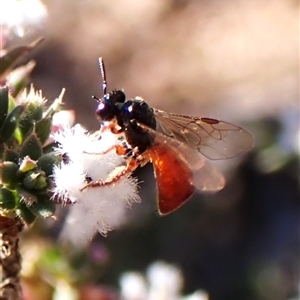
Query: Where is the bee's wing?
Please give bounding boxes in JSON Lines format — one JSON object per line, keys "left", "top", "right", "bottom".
{"left": 138, "top": 122, "right": 225, "bottom": 193}
{"left": 153, "top": 109, "right": 254, "bottom": 160}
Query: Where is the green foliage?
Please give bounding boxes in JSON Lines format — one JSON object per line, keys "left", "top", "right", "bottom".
{"left": 37, "top": 153, "right": 61, "bottom": 176}
{"left": 19, "top": 133, "right": 43, "bottom": 160}
{"left": 0, "top": 40, "right": 64, "bottom": 226}
{"left": 0, "top": 86, "right": 9, "bottom": 129}
{"left": 16, "top": 202, "right": 37, "bottom": 225}
{"left": 0, "top": 38, "right": 43, "bottom": 79}
{"left": 29, "top": 195, "right": 56, "bottom": 218}
{"left": 35, "top": 117, "right": 52, "bottom": 145}
{"left": 1, "top": 161, "right": 19, "bottom": 189}
{"left": 0, "top": 187, "right": 17, "bottom": 210}
{"left": 0, "top": 104, "right": 25, "bottom": 143}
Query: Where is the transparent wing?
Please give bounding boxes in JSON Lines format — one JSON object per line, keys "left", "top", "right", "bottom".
{"left": 153, "top": 109, "right": 254, "bottom": 160}
{"left": 138, "top": 123, "right": 225, "bottom": 192}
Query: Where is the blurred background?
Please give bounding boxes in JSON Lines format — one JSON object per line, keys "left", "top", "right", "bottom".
{"left": 2, "top": 0, "right": 299, "bottom": 299}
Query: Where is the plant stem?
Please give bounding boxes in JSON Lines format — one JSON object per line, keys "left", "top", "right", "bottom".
{"left": 0, "top": 215, "right": 24, "bottom": 300}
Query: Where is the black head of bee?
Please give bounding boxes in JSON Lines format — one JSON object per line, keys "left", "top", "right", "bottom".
{"left": 95, "top": 89, "right": 125, "bottom": 122}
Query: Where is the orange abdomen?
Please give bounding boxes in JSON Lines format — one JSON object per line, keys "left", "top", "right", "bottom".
{"left": 147, "top": 143, "right": 194, "bottom": 215}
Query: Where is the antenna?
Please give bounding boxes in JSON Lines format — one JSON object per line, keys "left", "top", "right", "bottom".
{"left": 98, "top": 57, "right": 107, "bottom": 96}
{"left": 92, "top": 95, "right": 100, "bottom": 102}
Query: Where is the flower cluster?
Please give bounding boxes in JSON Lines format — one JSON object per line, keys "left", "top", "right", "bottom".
{"left": 52, "top": 125, "right": 140, "bottom": 245}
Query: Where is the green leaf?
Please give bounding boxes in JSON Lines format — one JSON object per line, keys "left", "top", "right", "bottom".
{"left": 0, "top": 86, "right": 9, "bottom": 130}
{"left": 16, "top": 202, "right": 37, "bottom": 226}
{"left": 35, "top": 117, "right": 52, "bottom": 144}
{"left": 0, "top": 38, "right": 44, "bottom": 79}
{"left": 14, "top": 126, "right": 26, "bottom": 144}
{"left": 23, "top": 171, "right": 47, "bottom": 190}
{"left": 17, "top": 187, "right": 38, "bottom": 206}
{"left": 43, "top": 89, "right": 65, "bottom": 118}
{"left": 30, "top": 195, "right": 56, "bottom": 218}
{"left": 8, "top": 95, "right": 17, "bottom": 113}
{"left": 42, "top": 141, "right": 59, "bottom": 154}
{"left": 0, "top": 105, "right": 25, "bottom": 142}
{"left": 0, "top": 187, "right": 17, "bottom": 210}
{"left": 17, "top": 103, "right": 45, "bottom": 143}
{"left": 3, "top": 149, "right": 19, "bottom": 163}
{"left": 17, "top": 118, "right": 34, "bottom": 144}
{"left": 27, "top": 103, "right": 44, "bottom": 122}
{"left": 19, "top": 133, "right": 43, "bottom": 160}
{"left": 9, "top": 61, "right": 36, "bottom": 97}
{"left": 37, "top": 153, "right": 60, "bottom": 176}
{"left": 1, "top": 161, "right": 19, "bottom": 189}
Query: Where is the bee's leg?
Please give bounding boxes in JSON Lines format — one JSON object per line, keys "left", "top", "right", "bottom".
{"left": 80, "top": 157, "right": 139, "bottom": 191}
{"left": 83, "top": 140, "right": 129, "bottom": 156}
{"left": 83, "top": 144, "right": 117, "bottom": 155}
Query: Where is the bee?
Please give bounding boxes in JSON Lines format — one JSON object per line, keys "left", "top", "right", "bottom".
{"left": 81, "top": 58, "right": 254, "bottom": 215}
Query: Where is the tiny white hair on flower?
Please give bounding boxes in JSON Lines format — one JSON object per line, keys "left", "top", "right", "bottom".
{"left": 52, "top": 124, "right": 140, "bottom": 245}
{"left": 18, "top": 84, "right": 46, "bottom": 105}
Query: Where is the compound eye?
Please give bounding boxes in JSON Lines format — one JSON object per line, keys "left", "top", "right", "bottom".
{"left": 95, "top": 101, "right": 115, "bottom": 122}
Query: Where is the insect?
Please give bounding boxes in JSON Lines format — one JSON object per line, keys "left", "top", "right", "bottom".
{"left": 81, "top": 58, "right": 254, "bottom": 215}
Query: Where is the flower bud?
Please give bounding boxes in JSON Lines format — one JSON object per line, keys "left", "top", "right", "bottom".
{"left": 19, "top": 156, "right": 37, "bottom": 173}
{"left": 37, "top": 153, "right": 60, "bottom": 176}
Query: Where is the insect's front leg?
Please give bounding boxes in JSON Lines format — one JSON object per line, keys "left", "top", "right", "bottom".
{"left": 83, "top": 144, "right": 117, "bottom": 156}
{"left": 80, "top": 157, "right": 139, "bottom": 191}
{"left": 83, "top": 135, "right": 128, "bottom": 156}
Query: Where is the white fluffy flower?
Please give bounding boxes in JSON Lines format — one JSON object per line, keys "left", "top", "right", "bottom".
{"left": 147, "top": 261, "right": 183, "bottom": 299}
{"left": 120, "top": 261, "right": 209, "bottom": 300}
{"left": 52, "top": 124, "right": 140, "bottom": 245}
